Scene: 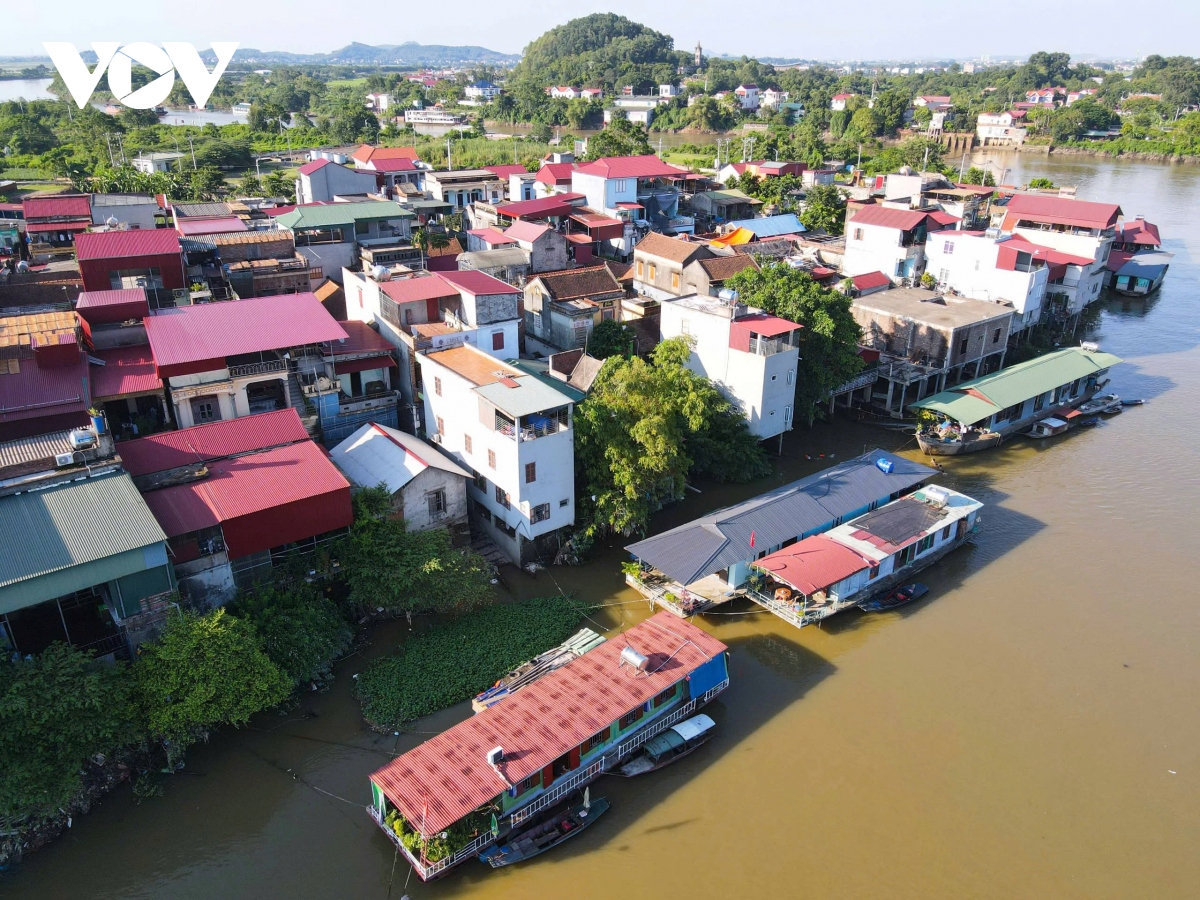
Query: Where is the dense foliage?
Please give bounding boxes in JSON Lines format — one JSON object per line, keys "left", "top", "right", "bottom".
{"left": 587, "top": 320, "right": 638, "bottom": 359}
{"left": 233, "top": 583, "right": 353, "bottom": 686}
{"left": 354, "top": 596, "right": 584, "bottom": 728}
{"left": 574, "top": 338, "right": 771, "bottom": 538}
{"left": 725, "top": 266, "right": 864, "bottom": 426}
{"left": 583, "top": 116, "right": 653, "bottom": 159}
{"left": 799, "top": 183, "right": 848, "bottom": 234}
{"left": 339, "top": 487, "right": 494, "bottom": 614}
{"left": 0, "top": 644, "right": 140, "bottom": 822}
{"left": 133, "top": 610, "right": 291, "bottom": 750}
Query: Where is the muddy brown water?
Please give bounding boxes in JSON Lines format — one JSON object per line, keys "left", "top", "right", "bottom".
{"left": 6, "top": 154, "right": 1200, "bottom": 898}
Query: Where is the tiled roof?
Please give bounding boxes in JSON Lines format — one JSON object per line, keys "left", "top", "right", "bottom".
{"left": 696, "top": 254, "right": 758, "bottom": 281}
{"left": 22, "top": 194, "right": 91, "bottom": 220}
{"left": 502, "top": 220, "right": 551, "bottom": 243}
{"left": 89, "top": 345, "right": 161, "bottom": 400}
{"left": 634, "top": 231, "right": 710, "bottom": 265}
{"left": 370, "top": 612, "right": 727, "bottom": 835}
{"left": 437, "top": 269, "right": 522, "bottom": 295}
{"left": 75, "top": 229, "right": 182, "bottom": 261}
{"left": 531, "top": 265, "right": 622, "bottom": 300}
{"left": 119, "top": 408, "right": 310, "bottom": 476}
{"left": 144, "top": 295, "right": 348, "bottom": 376}
{"left": 573, "top": 155, "right": 685, "bottom": 179}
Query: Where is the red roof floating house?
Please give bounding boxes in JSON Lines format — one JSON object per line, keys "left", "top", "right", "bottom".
{"left": 123, "top": 408, "right": 353, "bottom": 606}
{"left": 74, "top": 229, "right": 186, "bottom": 305}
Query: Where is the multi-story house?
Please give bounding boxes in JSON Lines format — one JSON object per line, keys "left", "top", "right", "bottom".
{"left": 294, "top": 159, "right": 379, "bottom": 204}
{"left": 274, "top": 200, "right": 415, "bottom": 284}
{"left": 977, "top": 110, "right": 1028, "bottom": 145}
{"left": 734, "top": 84, "right": 760, "bottom": 109}
{"left": 417, "top": 344, "right": 577, "bottom": 565}
{"left": 1000, "top": 194, "right": 1120, "bottom": 276}
{"left": 464, "top": 80, "right": 501, "bottom": 102}
{"left": 523, "top": 265, "right": 624, "bottom": 352}
{"left": 74, "top": 229, "right": 187, "bottom": 309}
{"left": 22, "top": 193, "right": 91, "bottom": 251}
{"left": 632, "top": 232, "right": 713, "bottom": 300}
{"left": 658, "top": 293, "right": 802, "bottom": 440}
{"left": 571, "top": 155, "right": 694, "bottom": 255}
{"left": 424, "top": 169, "right": 505, "bottom": 209}
{"left": 923, "top": 230, "right": 1051, "bottom": 332}
{"left": 843, "top": 205, "right": 959, "bottom": 284}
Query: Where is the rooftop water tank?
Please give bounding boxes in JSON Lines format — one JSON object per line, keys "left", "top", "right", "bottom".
{"left": 371, "top": 264, "right": 391, "bottom": 282}
{"left": 620, "top": 645, "right": 649, "bottom": 671}
{"left": 924, "top": 486, "right": 951, "bottom": 508}
{"left": 68, "top": 429, "right": 97, "bottom": 451}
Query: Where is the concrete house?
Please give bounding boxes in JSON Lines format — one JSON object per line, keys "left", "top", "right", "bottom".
{"left": 91, "top": 193, "right": 163, "bottom": 230}
{"left": 523, "top": 265, "right": 624, "bottom": 353}
{"left": 682, "top": 253, "right": 759, "bottom": 297}
{"left": 503, "top": 220, "right": 569, "bottom": 273}
{"left": 659, "top": 294, "right": 802, "bottom": 440}
{"left": 330, "top": 422, "right": 471, "bottom": 540}
{"left": 417, "top": 344, "right": 578, "bottom": 565}
{"left": 424, "top": 169, "right": 505, "bottom": 209}
{"left": 571, "top": 155, "right": 694, "bottom": 254}
{"left": 843, "top": 205, "right": 959, "bottom": 284}
{"left": 75, "top": 229, "right": 186, "bottom": 308}
{"left": 633, "top": 231, "right": 714, "bottom": 300}
{"left": 274, "top": 200, "right": 415, "bottom": 284}
{"left": 295, "top": 158, "right": 379, "bottom": 204}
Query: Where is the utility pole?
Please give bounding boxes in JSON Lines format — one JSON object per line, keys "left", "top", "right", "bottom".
{"left": 446, "top": 137, "right": 452, "bottom": 171}
{"left": 922, "top": 144, "right": 930, "bottom": 172}
{"left": 958, "top": 149, "right": 967, "bottom": 181}
{"left": 104, "top": 134, "right": 115, "bottom": 167}
{"left": 187, "top": 134, "right": 197, "bottom": 169}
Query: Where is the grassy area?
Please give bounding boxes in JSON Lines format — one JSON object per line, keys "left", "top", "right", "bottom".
{"left": 0, "top": 167, "right": 54, "bottom": 181}
{"left": 355, "top": 596, "right": 586, "bottom": 729}
{"left": 327, "top": 77, "right": 368, "bottom": 90}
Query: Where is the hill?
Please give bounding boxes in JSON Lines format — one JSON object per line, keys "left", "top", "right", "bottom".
{"left": 224, "top": 42, "right": 520, "bottom": 67}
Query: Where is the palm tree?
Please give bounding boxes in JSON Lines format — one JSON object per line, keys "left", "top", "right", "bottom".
{"left": 412, "top": 227, "right": 428, "bottom": 270}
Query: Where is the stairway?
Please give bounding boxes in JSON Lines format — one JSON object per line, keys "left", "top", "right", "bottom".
{"left": 286, "top": 370, "right": 321, "bottom": 435}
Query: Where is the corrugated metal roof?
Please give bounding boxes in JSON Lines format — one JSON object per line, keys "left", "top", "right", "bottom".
{"left": 753, "top": 535, "right": 874, "bottom": 594}
{"left": 176, "top": 216, "right": 248, "bottom": 236}
{"left": 1116, "top": 250, "right": 1173, "bottom": 277}
{"left": 89, "top": 346, "right": 161, "bottom": 400}
{"left": 0, "top": 472, "right": 166, "bottom": 590}
{"left": 75, "top": 288, "right": 148, "bottom": 310}
{"left": 503, "top": 220, "right": 551, "bottom": 243}
{"left": 495, "top": 193, "right": 585, "bottom": 219}
{"left": 0, "top": 358, "right": 89, "bottom": 425}
{"left": 23, "top": 195, "right": 91, "bottom": 220}
{"left": 370, "top": 612, "right": 727, "bottom": 835}
{"left": 171, "top": 202, "right": 234, "bottom": 219}
{"left": 144, "top": 295, "right": 348, "bottom": 374}
{"left": 331, "top": 321, "right": 395, "bottom": 356}
{"left": 458, "top": 248, "right": 530, "bottom": 268}
{"left": 437, "top": 269, "right": 522, "bottom": 295}
{"left": 0, "top": 429, "right": 73, "bottom": 470}
{"left": 626, "top": 449, "right": 936, "bottom": 586}
{"left": 380, "top": 275, "right": 460, "bottom": 305}
{"left": 573, "top": 155, "right": 685, "bottom": 179}
{"left": 329, "top": 422, "right": 469, "bottom": 492}
{"left": 847, "top": 206, "right": 934, "bottom": 231}
{"left": 75, "top": 229, "right": 181, "bottom": 261}
{"left": 1003, "top": 194, "right": 1121, "bottom": 230}
{"left": 274, "top": 200, "right": 414, "bottom": 230}
{"left": 119, "top": 408, "right": 309, "bottom": 476}
{"left": 914, "top": 347, "right": 1123, "bottom": 425}
{"left": 727, "top": 213, "right": 806, "bottom": 237}
{"left": 474, "top": 374, "right": 575, "bottom": 417}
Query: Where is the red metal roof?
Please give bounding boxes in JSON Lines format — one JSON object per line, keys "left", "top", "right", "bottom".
{"left": 753, "top": 535, "right": 874, "bottom": 595}
{"left": 849, "top": 206, "right": 942, "bottom": 231}
{"left": 1002, "top": 194, "right": 1122, "bottom": 231}
{"left": 1116, "top": 218, "right": 1160, "bottom": 246}
{"left": 502, "top": 220, "right": 550, "bottom": 243}
{"left": 851, "top": 271, "right": 891, "bottom": 291}
{"left": 534, "top": 162, "right": 576, "bottom": 185}
{"left": 23, "top": 195, "right": 91, "bottom": 220}
{"left": 75, "top": 288, "right": 150, "bottom": 326}
{"left": 574, "top": 155, "right": 686, "bottom": 180}
{"left": 75, "top": 288, "right": 148, "bottom": 310}
{"left": 0, "top": 357, "right": 89, "bottom": 426}
{"left": 297, "top": 159, "right": 332, "bottom": 176}
{"left": 75, "top": 228, "right": 182, "bottom": 261}
{"left": 926, "top": 210, "right": 961, "bottom": 228}
{"left": 484, "top": 164, "right": 528, "bottom": 179}
{"left": 437, "top": 270, "right": 522, "bottom": 295}
{"left": 332, "top": 320, "right": 396, "bottom": 356}
{"left": 368, "top": 157, "right": 419, "bottom": 172}
{"left": 176, "top": 216, "right": 248, "bottom": 236}
{"left": 380, "top": 275, "right": 460, "bottom": 305}
{"left": 496, "top": 193, "right": 585, "bottom": 219}
{"left": 998, "top": 235, "right": 1094, "bottom": 271}
{"left": 141, "top": 439, "right": 352, "bottom": 555}
{"left": 467, "top": 227, "right": 514, "bottom": 246}
{"left": 370, "top": 612, "right": 728, "bottom": 835}
{"left": 89, "top": 345, "right": 161, "bottom": 400}
{"left": 732, "top": 312, "right": 802, "bottom": 337}
{"left": 118, "top": 408, "right": 310, "bottom": 476}
{"left": 144, "top": 295, "right": 348, "bottom": 378}
{"left": 25, "top": 221, "right": 90, "bottom": 234}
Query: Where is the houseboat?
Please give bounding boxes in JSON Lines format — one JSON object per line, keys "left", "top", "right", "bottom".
{"left": 404, "top": 108, "right": 467, "bottom": 126}
{"left": 624, "top": 449, "right": 937, "bottom": 615}
{"left": 1112, "top": 251, "right": 1172, "bottom": 297}
{"left": 745, "top": 485, "right": 983, "bottom": 629}
{"left": 913, "top": 346, "right": 1122, "bottom": 456}
{"left": 367, "top": 613, "right": 730, "bottom": 882}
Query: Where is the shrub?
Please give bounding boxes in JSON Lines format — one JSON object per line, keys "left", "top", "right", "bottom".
{"left": 233, "top": 583, "right": 353, "bottom": 686}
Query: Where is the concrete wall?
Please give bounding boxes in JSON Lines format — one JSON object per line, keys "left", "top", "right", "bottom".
{"left": 398, "top": 465, "right": 469, "bottom": 533}
{"left": 924, "top": 233, "right": 1047, "bottom": 324}
{"left": 297, "top": 243, "right": 357, "bottom": 284}
{"left": 844, "top": 222, "right": 923, "bottom": 282}
{"left": 461, "top": 291, "right": 521, "bottom": 327}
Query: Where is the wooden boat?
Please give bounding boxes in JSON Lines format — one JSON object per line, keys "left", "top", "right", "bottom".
{"left": 615, "top": 714, "right": 715, "bottom": 777}
{"left": 859, "top": 583, "right": 929, "bottom": 612}
{"left": 916, "top": 428, "right": 1003, "bottom": 456}
{"left": 1076, "top": 394, "right": 1121, "bottom": 416}
{"left": 1122, "top": 398, "right": 1146, "bottom": 406}
{"left": 478, "top": 794, "right": 610, "bottom": 868}
{"left": 1024, "top": 416, "right": 1070, "bottom": 439}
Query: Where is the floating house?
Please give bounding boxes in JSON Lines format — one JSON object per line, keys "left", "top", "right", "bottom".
{"left": 1111, "top": 251, "right": 1172, "bottom": 297}
{"left": 748, "top": 484, "right": 983, "bottom": 627}
{"left": 367, "top": 612, "right": 729, "bottom": 881}
{"left": 625, "top": 449, "right": 937, "bottom": 615}
{"left": 912, "top": 346, "right": 1122, "bottom": 455}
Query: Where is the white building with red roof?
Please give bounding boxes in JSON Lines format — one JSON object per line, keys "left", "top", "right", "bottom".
{"left": 830, "top": 92, "right": 857, "bottom": 111}
{"left": 295, "top": 158, "right": 378, "bottom": 204}
{"left": 570, "top": 155, "right": 694, "bottom": 254}
{"left": 977, "top": 109, "right": 1028, "bottom": 145}
{"left": 659, "top": 293, "right": 803, "bottom": 439}
{"left": 844, "top": 205, "right": 960, "bottom": 284}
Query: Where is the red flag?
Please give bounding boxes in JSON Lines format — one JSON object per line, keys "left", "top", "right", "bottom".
{"left": 749, "top": 530, "right": 756, "bottom": 548}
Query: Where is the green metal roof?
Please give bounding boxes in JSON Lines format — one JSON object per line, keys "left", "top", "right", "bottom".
{"left": 695, "top": 188, "right": 761, "bottom": 204}
{"left": 510, "top": 360, "right": 587, "bottom": 404}
{"left": 0, "top": 473, "right": 168, "bottom": 610}
{"left": 913, "top": 348, "right": 1122, "bottom": 425}
{"left": 275, "top": 200, "right": 414, "bottom": 230}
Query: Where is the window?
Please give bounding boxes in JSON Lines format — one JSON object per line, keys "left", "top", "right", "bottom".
{"left": 581, "top": 728, "right": 610, "bottom": 754}
{"left": 944, "top": 241, "right": 955, "bottom": 255}
{"left": 681, "top": 318, "right": 691, "bottom": 335}
{"left": 941, "top": 524, "right": 951, "bottom": 540}
{"left": 992, "top": 328, "right": 1002, "bottom": 344}
{"left": 559, "top": 498, "right": 570, "bottom": 507}
{"left": 434, "top": 376, "right": 442, "bottom": 396}
{"left": 1034, "top": 392, "right": 1047, "bottom": 412}
{"left": 938, "top": 268, "right": 950, "bottom": 283}
{"left": 495, "top": 485, "right": 510, "bottom": 508}
{"left": 868, "top": 565, "right": 880, "bottom": 580}
{"left": 492, "top": 331, "right": 504, "bottom": 351}
{"left": 513, "top": 773, "right": 540, "bottom": 796}
{"left": 355, "top": 220, "right": 370, "bottom": 236}
{"left": 601, "top": 307, "right": 615, "bottom": 321}
{"left": 194, "top": 400, "right": 217, "bottom": 422}
{"left": 464, "top": 434, "right": 473, "bottom": 454}
{"left": 636, "top": 260, "right": 644, "bottom": 277}
{"left": 427, "top": 490, "right": 447, "bottom": 517}
{"left": 487, "top": 449, "right": 496, "bottom": 469}
{"left": 917, "top": 534, "right": 935, "bottom": 555}
{"left": 853, "top": 227, "right": 864, "bottom": 241}
{"left": 525, "top": 462, "right": 536, "bottom": 483}
{"left": 648, "top": 264, "right": 657, "bottom": 281}
{"left": 612, "top": 179, "right": 628, "bottom": 192}
{"left": 652, "top": 686, "right": 676, "bottom": 708}
{"left": 787, "top": 369, "right": 794, "bottom": 385}
{"left": 472, "top": 470, "right": 487, "bottom": 491}
{"left": 959, "top": 338, "right": 969, "bottom": 355}
{"left": 619, "top": 707, "right": 644, "bottom": 730}
{"left": 531, "top": 502, "right": 551, "bottom": 523}
{"left": 436, "top": 416, "right": 444, "bottom": 435}
{"left": 784, "top": 405, "right": 793, "bottom": 427}
{"left": 671, "top": 271, "right": 680, "bottom": 289}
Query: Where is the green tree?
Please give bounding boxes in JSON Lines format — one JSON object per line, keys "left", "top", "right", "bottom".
{"left": 119, "top": 106, "right": 161, "bottom": 129}
{"left": 799, "top": 183, "right": 847, "bottom": 234}
{"left": 872, "top": 90, "right": 911, "bottom": 134}
{"left": 338, "top": 487, "right": 494, "bottom": 613}
{"left": 725, "top": 265, "right": 863, "bottom": 426}
{"left": 262, "top": 169, "right": 295, "bottom": 201}
{"left": 1028, "top": 176, "right": 1056, "bottom": 189}
{"left": 584, "top": 115, "right": 652, "bottom": 159}
{"left": 235, "top": 173, "right": 263, "bottom": 196}
{"left": 134, "top": 609, "right": 290, "bottom": 749}
{"left": 586, "top": 319, "right": 637, "bottom": 359}
{"left": 962, "top": 167, "right": 996, "bottom": 186}
{"left": 233, "top": 583, "right": 352, "bottom": 686}
{"left": 0, "top": 644, "right": 141, "bottom": 821}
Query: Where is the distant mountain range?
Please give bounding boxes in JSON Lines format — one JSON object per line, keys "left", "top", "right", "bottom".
{"left": 227, "top": 42, "right": 520, "bottom": 67}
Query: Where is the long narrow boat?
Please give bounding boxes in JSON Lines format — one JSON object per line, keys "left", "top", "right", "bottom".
{"left": 478, "top": 795, "right": 610, "bottom": 868}
{"left": 915, "top": 428, "right": 1003, "bottom": 456}
{"left": 615, "top": 714, "right": 715, "bottom": 777}
{"left": 859, "top": 583, "right": 929, "bottom": 612}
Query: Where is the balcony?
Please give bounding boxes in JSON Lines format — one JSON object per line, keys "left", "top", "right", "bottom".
{"left": 519, "top": 408, "right": 569, "bottom": 441}
{"left": 229, "top": 358, "right": 288, "bottom": 379}
{"left": 746, "top": 334, "right": 797, "bottom": 357}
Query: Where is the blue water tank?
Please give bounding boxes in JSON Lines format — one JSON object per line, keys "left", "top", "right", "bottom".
{"left": 875, "top": 457, "right": 895, "bottom": 474}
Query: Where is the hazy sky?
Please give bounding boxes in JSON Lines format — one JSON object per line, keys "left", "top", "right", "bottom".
{"left": 8, "top": 0, "right": 1200, "bottom": 62}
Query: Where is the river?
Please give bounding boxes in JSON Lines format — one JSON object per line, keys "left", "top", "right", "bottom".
{"left": 5, "top": 153, "right": 1200, "bottom": 899}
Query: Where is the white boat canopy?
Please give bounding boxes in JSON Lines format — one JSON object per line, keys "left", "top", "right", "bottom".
{"left": 670, "top": 713, "right": 716, "bottom": 742}
{"left": 1039, "top": 417, "right": 1068, "bottom": 428}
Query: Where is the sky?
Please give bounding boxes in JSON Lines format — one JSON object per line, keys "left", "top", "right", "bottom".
{"left": 7, "top": 0, "right": 1200, "bottom": 62}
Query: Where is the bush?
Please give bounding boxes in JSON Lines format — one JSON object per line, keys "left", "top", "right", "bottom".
{"left": 0, "top": 644, "right": 141, "bottom": 822}
{"left": 355, "top": 596, "right": 584, "bottom": 728}
{"left": 134, "top": 609, "right": 291, "bottom": 749}
{"left": 233, "top": 583, "right": 353, "bottom": 686}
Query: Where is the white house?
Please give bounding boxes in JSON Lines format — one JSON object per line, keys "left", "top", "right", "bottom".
{"left": 580, "top": 88, "right": 604, "bottom": 100}
{"left": 734, "top": 84, "right": 760, "bottom": 110}
{"left": 760, "top": 88, "right": 789, "bottom": 108}
{"left": 295, "top": 158, "right": 379, "bottom": 204}
{"left": 418, "top": 344, "right": 577, "bottom": 565}
{"left": 844, "top": 205, "right": 959, "bottom": 283}
{"left": 465, "top": 81, "right": 501, "bottom": 102}
{"left": 830, "top": 93, "right": 857, "bottom": 111}
{"left": 977, "top": 110, "right": 1028, "bottom": 145}
{"left": 659, "top": 84, "right": 679, "bottom": 98}
{"left": 570, "top": 154, "right": 694, "bottom": 254}
{"left": 658, "top": 294, "right": 802, "bottom": 440}
{"left": 131, "top": 151, "right": 185, "bottom": 174}
{"left": 923, "top": 231, "right": 1051, "bottom": 331}
{"left": 365, "top": 92, "right": 392, "bottom": 113}
{"left": 330, "top": 422, "right": 471, "bottom": 537}
{"left": 549, "top": 86, "right": 579, "bottom": 99}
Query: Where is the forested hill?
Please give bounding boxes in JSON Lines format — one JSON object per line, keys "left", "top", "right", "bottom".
{"left": 509, "top": 14, "right": 687, "bottom": 91}
{"left": 227, "top": 42, "right": 520, "bottom": 67}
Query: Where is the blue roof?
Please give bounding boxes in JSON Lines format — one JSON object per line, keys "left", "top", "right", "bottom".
{"left": 626, "top": 449, "right": 936, "bottom": 585}
{"left": 470, "top": 81, "right": 498, "bottom": 89}
{"left": 1117, "top": 251, "right": 1172, "bottom": 278}
{"left": 727, "top": 213, "right": 806, "bottom": 238}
